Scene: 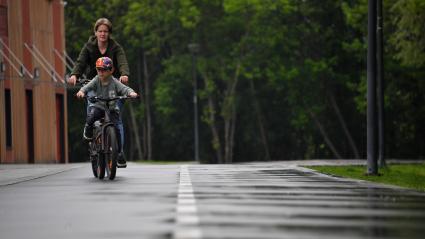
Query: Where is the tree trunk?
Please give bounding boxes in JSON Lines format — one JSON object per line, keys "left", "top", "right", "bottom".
{"left": 309, "top": 110, "right": 342, "bottom": 159}
{"left": 228, "top": 102, "right": 237, "bottom": 163}
{"left": 200, "top": 73, "right": 223, "bottom": 164}
{"left": 224, "top": 62, "right": 241, "bottom": 163}
{"left": 126, "top": 117, "right": 134, "bottom": 161}
{"left": 209, "top": 95, "right": 223, "bottom": 164}
{"left": 329, "top": 92, "right": 360, "bottom": 158}
{"left": 224, "top": 118, "right": 231, "bottom": 163}
{"left": 128, "top": 103, "right": 144, "bottom": 161}
{"left": 143, "top": 119, "right": 147, "bottom": 160}
{"left": 136, "top": 49, "right": 147, "bottom": 160}
{"left": 224, "top": 104, "right": 237, "bottom": 164}
{"left": 250, "top": 79, "right": 271, "bottom": 161}
{"left": 142, "top": 50, "right": 153, "bottom": 160}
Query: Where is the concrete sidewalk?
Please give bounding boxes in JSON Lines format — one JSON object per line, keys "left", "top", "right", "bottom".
{"left": 0, "top": 163, "right": 84, "bottom": 186}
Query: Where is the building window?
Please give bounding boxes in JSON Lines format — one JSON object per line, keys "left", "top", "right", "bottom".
{"left": 5, "top": 89, "right": 12, "bottom": 148}
{"left": 26, "top": 90, "right": 34, "bottom": 163}
{"left": 0, "top": 6, "right": 7, "bottom": 38}
{"left": 56, "top": 94, "right": 65, "bottom": 163}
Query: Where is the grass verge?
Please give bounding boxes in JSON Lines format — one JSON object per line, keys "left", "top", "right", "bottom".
{"left": 306, "top": 163, "right": 425, "bottom": 192}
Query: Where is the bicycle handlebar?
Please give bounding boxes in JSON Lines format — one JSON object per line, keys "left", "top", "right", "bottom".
{"left": 76, "top": 78, "right": 91, "bottom": 86}
{"left": 87, "top": 95, "right": 140, "bottom": 102}
{"left": 65, "top": 78, "right": 90, "bottom": 90}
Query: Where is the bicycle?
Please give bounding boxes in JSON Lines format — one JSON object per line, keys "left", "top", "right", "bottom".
{"left": 85, "top": 95, "right": 136, "bottom": 180}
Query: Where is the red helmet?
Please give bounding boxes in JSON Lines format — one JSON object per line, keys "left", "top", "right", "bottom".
{"left": 95, "top": 57, "right": 113, "bottom": 70}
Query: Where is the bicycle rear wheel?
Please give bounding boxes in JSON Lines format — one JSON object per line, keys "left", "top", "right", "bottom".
{"left": 105, "top": 126, "right": 118, "bottom": 180}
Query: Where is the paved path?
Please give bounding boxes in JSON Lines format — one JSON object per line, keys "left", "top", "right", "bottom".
{"left": 0, "top": 161, "right": 424, "bottom": 239}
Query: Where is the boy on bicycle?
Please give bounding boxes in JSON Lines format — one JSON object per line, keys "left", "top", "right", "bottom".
{"left": 76, "top": 57, "right": 138, "bottom": 167}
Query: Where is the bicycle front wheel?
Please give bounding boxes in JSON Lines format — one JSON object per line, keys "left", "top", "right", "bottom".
{"left": 89, "top": 142, "right": 98, "bottom": 178}
{"left": 91, "top": 155, "right": 98, "bottom": 178}
{"left": 97, "top": 153, "right": 106, "bottom": 179}
{"left": 105, "top": 126, "right": 118, "bottom": 180}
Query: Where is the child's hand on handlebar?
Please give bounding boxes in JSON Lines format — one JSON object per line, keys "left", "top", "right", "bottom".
{"left": 76, "top": 91, "right": 85, "bottom": 99}
{"left": 128, "top": 92, "right": 138, "bottom": 98}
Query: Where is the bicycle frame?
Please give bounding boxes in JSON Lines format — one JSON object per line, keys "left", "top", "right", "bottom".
{"left": 98, "top": 107, "right": 117, "bottom": 154}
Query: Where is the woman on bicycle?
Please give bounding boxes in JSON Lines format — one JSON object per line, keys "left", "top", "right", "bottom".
{"left": 68, "top": 18, "right": 129, "bottom": 83}
{"left": 68, "top": 18, "right": 130, "bottom": 163}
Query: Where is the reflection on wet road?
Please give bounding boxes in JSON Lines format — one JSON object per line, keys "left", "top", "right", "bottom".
{"left": 1, "top": 162, "right": 424, "bottom": 239}
{"left": 188, "top": 164, "right": 425, "bottom": 239}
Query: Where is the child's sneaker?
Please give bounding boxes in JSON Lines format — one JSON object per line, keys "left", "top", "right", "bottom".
{"left": 117, "top": 152, "right": 127, "bottom": 168}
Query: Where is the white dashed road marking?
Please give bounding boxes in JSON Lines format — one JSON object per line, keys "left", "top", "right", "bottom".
{"left": 173, "top": 165, "right": 202, "bottom": 239}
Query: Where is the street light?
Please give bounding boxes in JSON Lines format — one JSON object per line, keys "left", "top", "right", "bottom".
{"left": 188, "top": 43, "right": 200, "bottom": 163}
{"left": 377, "top": 0, "right": 386, "bottom": 168}
{"left": 367, "top": 0, "right": 378, "bottom": 175}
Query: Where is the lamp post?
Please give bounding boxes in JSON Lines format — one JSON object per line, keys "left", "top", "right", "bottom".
{"left": 377, "top": 0, "right": 386, "bottom": 168}
{"left": 188, "top": 43, "right": 200, "bottom": 163}
{"left": 367, "top": 0, "right": 378, "bottom": 175}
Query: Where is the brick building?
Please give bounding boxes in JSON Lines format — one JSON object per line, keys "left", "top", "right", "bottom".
{"left": 0, "top": 0, "right": 68, "bottom": 163}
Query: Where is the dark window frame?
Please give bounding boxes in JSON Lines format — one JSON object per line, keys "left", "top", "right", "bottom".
{"left": 26, "top": 90, "right": 34, "bottom": 163}
{"left": 56, "top": 94, "right": 65, "bottom": 163}
{"left": 5, "top": 89, "right": 12, "bottom": 148}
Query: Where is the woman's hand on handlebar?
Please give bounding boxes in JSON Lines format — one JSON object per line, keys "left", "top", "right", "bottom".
{"left": 119, "top": 75, "right": 129, "bottom": 84}
{"left": 76, "top": 90, "right": 85, "bottom": 99}
{"left": 68, "top": 75, "right": 78, "bottom": 86}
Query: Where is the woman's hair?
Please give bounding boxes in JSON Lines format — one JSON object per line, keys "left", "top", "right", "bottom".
{"left": 94, "top": 18, "right": 112, "bottom": 33}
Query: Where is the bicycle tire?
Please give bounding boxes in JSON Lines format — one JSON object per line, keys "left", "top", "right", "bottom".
{"left": 105, "top": 126, "right": 118, "bottom": 180}
{"left": 89, "top": 142, "right": 98, "bottom": 178}
{"left": 91, "top": 156, "right": 98, "bottom": 178}
{"left": 97, "top": 153, "right": 106, "bottom": 179}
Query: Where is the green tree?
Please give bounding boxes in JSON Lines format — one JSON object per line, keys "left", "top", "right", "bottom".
{"left": 390, "top": 0, "right": 425, "bottom": 67}
{"left": 65, "top": 0, "right": 425, "bottom": 163}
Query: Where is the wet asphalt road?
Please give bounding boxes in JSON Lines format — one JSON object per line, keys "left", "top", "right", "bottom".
{"left": 1, "top": 162, "right": 425, "bottom": 239}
